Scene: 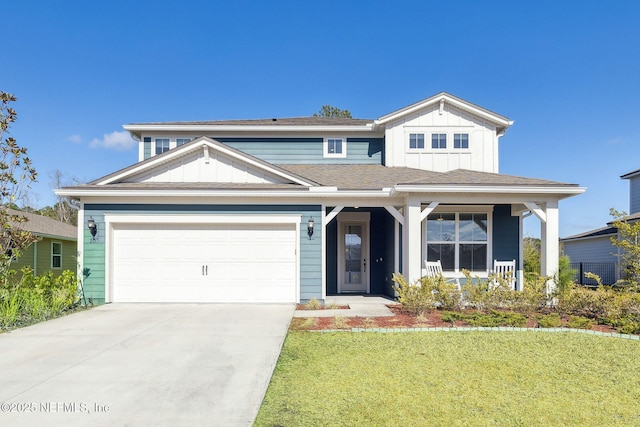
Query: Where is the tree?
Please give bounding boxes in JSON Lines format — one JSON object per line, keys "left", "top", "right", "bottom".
{"left": 0, "top": 92, "right": 38, "bottom": 279}
{"left": 46, "top": 169, "right": 79, "bottom": 225}
{"left": 609, "top": 208, "right": 640, "bottom": 289}
{"left": 523, "top": 237, "right": 540, "bottom": 278}
{"left": 313, "top": 105, "right": 352, "bottom": 118}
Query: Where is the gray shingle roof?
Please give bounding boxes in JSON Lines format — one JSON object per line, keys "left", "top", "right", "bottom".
{"left": 561, "top": 226, "right": 617, "bottom": 241}
{"left": 279, "top": 165, "right": 578, "bottom": 190}
{"left": 8, "top": 209, "right": 77, "bottom": 240}
{"left": 126, "top": 117, "right": 374, "bottom": 127}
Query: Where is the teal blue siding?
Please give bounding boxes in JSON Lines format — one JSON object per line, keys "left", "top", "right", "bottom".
{"left": 492, "top": 205, "right": 520, "bottom": 266}
{"left": 82, "top": 204, "right": 322, "bottom": 304}
{"left": 215, "top": 137, "right": 383, "bottom": 165}
{"left": 82, "top": 213, "right": 106, "bottom": 304}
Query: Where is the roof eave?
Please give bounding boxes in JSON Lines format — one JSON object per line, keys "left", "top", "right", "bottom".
{"left": 394, "top": 184, "right": 586, "bottom": 196}
{"left": 123, "top": 123, "right": 377, "bottom": 136}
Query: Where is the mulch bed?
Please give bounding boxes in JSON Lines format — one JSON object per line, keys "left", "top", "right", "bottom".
{"left": 290, "top": 304, "right": 620, "bottom": 334}
{"left": 295, "top": 304, "right": 350, "bottom": 310}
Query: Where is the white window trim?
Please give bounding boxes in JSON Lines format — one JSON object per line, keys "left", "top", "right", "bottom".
{"left": 51, "top": 241, "right": 62, "bottom": 269}
{"left": 155, "top": 138, "right": 170, "bottom": 155}
{"left": 404, "top": 128, "right": 473, "bottom": 153}
{"left": 453, "top": 133, "right": 470, "bottom": 150}
{"left": 422, "top": 205, "right": 493, "bottom": 276}
{"left": 408, "top": 133, "right": 425, "bottom": 150}
{"left": 323, "top": 137, "right": 347, "bottom": 158}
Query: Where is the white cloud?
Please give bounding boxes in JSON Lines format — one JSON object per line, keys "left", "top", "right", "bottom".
{"left": 90, "top": 131, "right": 136, "bottom": 151}
{"left": 68, "top": 134, "right": 82, "bottom": 144}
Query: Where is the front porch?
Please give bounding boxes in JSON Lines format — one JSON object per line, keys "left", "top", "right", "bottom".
{"left": 323, "top": 199, "right": 561, "bottom": 299}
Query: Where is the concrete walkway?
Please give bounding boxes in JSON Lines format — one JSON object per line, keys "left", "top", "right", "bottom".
{"left": 0, "top": 303, "right": 294, "bottom": 427}
{"left": 293, "top": 295, "right": 397, "bottom": 318}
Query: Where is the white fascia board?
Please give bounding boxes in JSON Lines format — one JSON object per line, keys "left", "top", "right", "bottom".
{"left": 122, "top": 124, "right": 375, "bottom": 133}
{"left": 54, "top": 188, "right": 394, "bottom": 199}
{"left": 376, "top": 94, "right": 512, "bottom": 128}
{"left": 394, "top": 185, "right": 586, "bottom": 195}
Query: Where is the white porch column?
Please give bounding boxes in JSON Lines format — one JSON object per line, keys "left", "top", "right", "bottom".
{"left": 402, "top": 198, "right": 422, "bottom": 281}
{"left": 540, "top": 200, "right": 559, "bottom": 293}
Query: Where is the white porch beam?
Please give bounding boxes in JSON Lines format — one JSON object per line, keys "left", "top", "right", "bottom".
{"left": 403, "top": 198, "right": 422, "bottom": 281}
{"left": 524, "top": 202, "right": 547, "bottom": 223}
{"left": 324, "top": 206, "right": 344, "bottom": 225}
{"left": 384, "top": 206, "right": 405, "bottom": 226}
{"left": 540, "top": 201, "right": 559, "bottom": 294}
{"left": 419, "top": 201, "right": 439, "bottom": 222}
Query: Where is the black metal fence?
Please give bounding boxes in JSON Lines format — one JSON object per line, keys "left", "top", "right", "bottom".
{"left": 569, "top": 262, "right": 617, "bottom": 286}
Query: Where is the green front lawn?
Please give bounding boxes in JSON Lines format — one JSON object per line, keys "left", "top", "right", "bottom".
{"left": 255, "top": 331, "right": 640, "bottom": 426}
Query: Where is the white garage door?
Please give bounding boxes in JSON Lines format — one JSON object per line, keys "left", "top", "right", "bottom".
{"left": 111, "top": 222, "right": 297, "bottom": 303}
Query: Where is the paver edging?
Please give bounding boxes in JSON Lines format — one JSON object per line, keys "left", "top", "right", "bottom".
{"left": 307, "top": 326, "right": 640, "bottom": 340}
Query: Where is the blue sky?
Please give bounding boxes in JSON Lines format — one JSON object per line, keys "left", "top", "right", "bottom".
{"left": 2, "top": 0, "right": 639, "bottom": 237}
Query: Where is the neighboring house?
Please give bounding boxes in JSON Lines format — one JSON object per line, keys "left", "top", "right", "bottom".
{"left": 9, "top": 210, "right": 77, "bottom": 276}
{"left": 561, "top": 168, "right": 640, "bottom": 285}
{"left": 56, "top": 92, "right": 584, "bottom": 304}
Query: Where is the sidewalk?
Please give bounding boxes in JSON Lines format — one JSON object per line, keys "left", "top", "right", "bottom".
{"left": 293, "top": 295, "right": 397, "bottom": 318}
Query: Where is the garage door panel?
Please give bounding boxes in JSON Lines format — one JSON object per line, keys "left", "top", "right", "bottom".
{"left": 111, "top": 222, "right": 297, "bottom": 303}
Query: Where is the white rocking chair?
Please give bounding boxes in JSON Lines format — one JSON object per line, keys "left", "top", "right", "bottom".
{"left": 491, "top": 259, "right": 516, "bottom": 290}
{"left": 423, "top": 260, "right": 461, "bottom": 289}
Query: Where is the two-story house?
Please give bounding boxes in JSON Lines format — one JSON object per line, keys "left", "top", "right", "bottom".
{"left": 561, "top": 168, "right": 640, "bottom": 285}
{"left": 56, "top": 92, "right": 584, "bottom": 304}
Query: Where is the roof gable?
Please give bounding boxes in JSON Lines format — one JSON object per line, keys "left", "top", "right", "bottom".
{"left": 376, "top": 92, "right": 513, "bottom": 133}
{"left": 93, "top": 137, "right": 317, "bottom": 186}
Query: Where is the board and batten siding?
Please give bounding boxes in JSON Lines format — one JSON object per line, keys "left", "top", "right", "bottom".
{"left": 562, "top": 236, "right": 618, "bottom": 264}
{"left": 384, "top": 103, "right": 499, "bottom": 173}
{"left": 82, "top": 204, "right": 322, "bottom": 304}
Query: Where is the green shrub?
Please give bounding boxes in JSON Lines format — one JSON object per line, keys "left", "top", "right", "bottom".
{"left": 0, "top": 269, "right": 80, "bottom": 330}
{"left": 538, "top": 313, "right": 562, "bottom": 328}
{"left": 393, "top": 273, "right": 462, "bottom": 315}
{"left": 393, "top": 273, "right": 436, "bottom": 316}
{"left": 567, "top": 316, "right": 594, "bottom": 330}
{"left": 440, "top": 310, "right": 526, "bottom": 327}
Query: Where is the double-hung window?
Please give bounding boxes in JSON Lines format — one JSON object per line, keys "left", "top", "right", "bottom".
{"left": 324, "top": 138, "right": 346, "bottom": 158}
{"left": 155, "top": 138, "right": 170, "bottom": 155}
{"left": 431, "top": 133, "right": 446, "bottom": 149}
{"left": 176, "top": 138, "right": 191, "bottom": 146}
{"left": 426, "top": 212, "right": 488, "bottom": 272}
{"left": 409, "top": 133, "right": 425, "bottom": 149}
{"left": 454, "top": 133, "right": 469, "bottom": 149}
{"left": 52, "top": 242, "right": 62, "bottom": 269}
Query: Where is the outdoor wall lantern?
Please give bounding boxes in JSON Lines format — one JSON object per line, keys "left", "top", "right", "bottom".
{"left": 88, "top": 217, "right": 97, "bottom": 243}
{"left": 307, "top": 216, "right": 315, "bottom": 240}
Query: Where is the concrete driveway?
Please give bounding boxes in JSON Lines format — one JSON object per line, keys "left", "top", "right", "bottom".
{"left": 0, "top": 303, "right": 294, "bottom": 426}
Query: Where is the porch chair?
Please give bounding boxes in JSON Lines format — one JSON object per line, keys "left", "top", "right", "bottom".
{"left": 423, "top": 260, "right": 461, "bottom": 289}
{"left": 491, "top": 259, "right": 516, "bottom": 290}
